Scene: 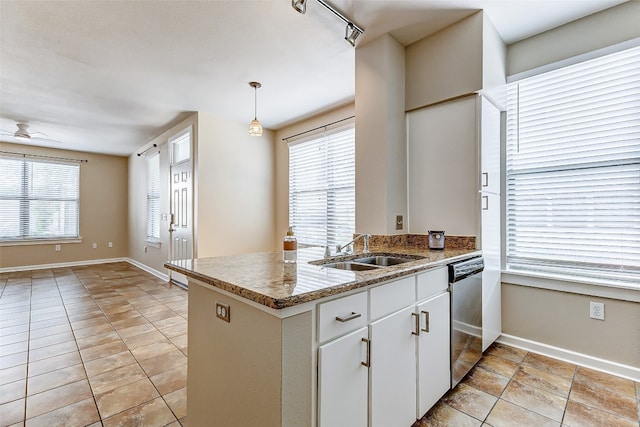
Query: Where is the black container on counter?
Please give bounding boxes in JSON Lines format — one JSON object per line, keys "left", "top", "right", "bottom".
{"left": 428, "top": 231, "right": 445, "bottom": 250}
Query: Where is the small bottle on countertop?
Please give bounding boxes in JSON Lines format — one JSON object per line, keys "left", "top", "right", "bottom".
{"left": 283, "top": 226, "right": 297, "bottom": 263}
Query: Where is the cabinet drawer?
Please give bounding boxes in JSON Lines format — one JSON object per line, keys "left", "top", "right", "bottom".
{"left": 370, "top": 276, "right": 415, "bottom": 321}
{"left": 318, "top": 292, "right": 368, "bottom": 343}
{"left": 417, "top": 267, "right": 448, "bottom": 301}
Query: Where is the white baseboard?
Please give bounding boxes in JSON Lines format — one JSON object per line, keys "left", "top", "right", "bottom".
{"left": 497, "top": 334, "right": 640, "bottom": 382}
{"left": 125, "top": 258, "right": 169, "bottom": 282}
{"left": 0, "top": 257, "right": 128, "bottom": 273}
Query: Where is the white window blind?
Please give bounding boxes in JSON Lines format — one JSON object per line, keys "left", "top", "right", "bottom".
{"left": 0, "top": 156, "right": 79, "bottom": 241}
{"left": 146, "top": 153, "right": 160, "bottom": 241}
{"left": 505, "top": 45, "right": 640, "bottom": 284}
{"left": 289, "top": 125, "right": 355, "bottom": 249}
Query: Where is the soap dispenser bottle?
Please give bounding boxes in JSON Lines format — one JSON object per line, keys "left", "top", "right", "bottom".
{"left": 283, "top": 226, "right": 297, "bottom": 263}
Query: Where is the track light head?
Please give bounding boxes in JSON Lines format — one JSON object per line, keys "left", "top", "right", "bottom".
{"left": 292, "top": 0, "right": 307, "bottom": 14}
{"left": 345, "top": 23, "right": 362, "bottom": 47}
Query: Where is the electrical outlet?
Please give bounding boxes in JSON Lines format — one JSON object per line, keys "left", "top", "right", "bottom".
{"left": 216, "top": 302, "right": 230, "bottom": 322}
{"left": 108, "top": 242, "right": 113, "bottom": 248}
{"left": 92, "top": 243, "right": 97, "bottom": 249}
{"left": 396, "top": 215, "right": 403, "bottom": 230}
{"left": 590, "top": 302, "right": 605, "bottom": 320}
{"left": 55, "top": 245, "right": 61, "bottom": 252}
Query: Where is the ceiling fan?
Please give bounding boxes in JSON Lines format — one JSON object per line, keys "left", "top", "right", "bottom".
{"left": 0, "top": 122, "right": 63, "bottom": 144}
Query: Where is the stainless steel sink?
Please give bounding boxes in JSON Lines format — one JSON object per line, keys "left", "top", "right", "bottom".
{"left": 352, "top": 256, "right": 415, "bottom": 266}
{"left": 321, "top": 262, "right": 379, "bottom": 271}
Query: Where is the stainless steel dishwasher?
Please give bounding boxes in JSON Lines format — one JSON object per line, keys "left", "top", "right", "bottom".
{"left": 449, "top": 256, "right": 484, "bottom": 387}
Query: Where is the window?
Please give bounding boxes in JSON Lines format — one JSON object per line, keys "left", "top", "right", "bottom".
{"left": 505, "top": 46, "right": 640, "bottom": 284}
{"left": 289, "top": 124, "right": 355, "bottom": 249}
{"left": 0, "top": 156, "right": 80, "bottom": 242}
{"left": 146, "top": 153, "right": 160, "bottom": 242}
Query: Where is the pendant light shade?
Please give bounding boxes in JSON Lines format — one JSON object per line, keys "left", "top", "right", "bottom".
{"left": 249, "top": 81, "right": 263, "bottom": 136}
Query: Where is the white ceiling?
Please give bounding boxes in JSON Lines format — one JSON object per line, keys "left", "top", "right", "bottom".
{"left": 0, "top": 0, "right": 626, "bottom": 156}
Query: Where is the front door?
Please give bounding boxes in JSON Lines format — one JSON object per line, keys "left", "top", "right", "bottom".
{"left": 169, "top": 128, "right": 193, "bottom": 287}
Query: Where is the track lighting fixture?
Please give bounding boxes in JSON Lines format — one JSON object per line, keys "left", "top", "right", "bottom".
{"left": 292, "top": 0, "right": 364, "bottom": 47}
{"left": 248, "top": 82, "right": 263, "bottom": 137}
{"left": 292, "top": 0, "right": 307, "bottom": 14}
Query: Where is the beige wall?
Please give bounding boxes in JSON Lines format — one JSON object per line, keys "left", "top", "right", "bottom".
{"left": 355, "top": 34, "right": 407, "bottom": 235}
{"left": 507, "top": 1, "right": 640, "bottom": 77}
{"left": 0, "top": 142, "right": 128, "bottom": 268}
{"left": 502, "top": 283, "right": 640, "bottom": 368}
{"left": 274, "top": 103, "right": 355, "bottom": 249}
{"left": 196, "top": 112, "right": 275, "bottom": 257}
{"left": 128, "top": 114, "right": 197, "bottom": 274}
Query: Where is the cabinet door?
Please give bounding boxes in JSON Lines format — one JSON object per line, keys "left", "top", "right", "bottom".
{"left": 416, "top": 292, "right": 451, "bottom": 417}
{"left": 318, "top": 327, "right": 368, "bottom": 427}
{"left": 370, "top": 306, "right": 417, "bottom": 427}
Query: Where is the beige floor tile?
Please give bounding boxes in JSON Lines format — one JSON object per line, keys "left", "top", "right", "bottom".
{"left": 574, "top": 366, "right": 637, "bottom": 398}
{"left": 461, "top": 365, "right": 510, "bottom": 397}
{"left": 104, "top": 310, "right": 141, "bottom": 323}
{"left": 117, "top": 323, "right": 157, "bottom": 339}
{"left": 84, "top": 351, "right": 137, "bottom": 378}
{"left": 75, "top": 331, "right": 121, "bottom": 350}
{"left": 563, "top": 400, "right": 637, "bottom": 427}
{"left": 88, "top": 363, "right": 147, "bottom": 396}
{"left": 26, "top": 379, "right": 92, "bottom": 419}
{"left": 0, "top": 351, "right": 28, "bottom": 370}
{"left": 80, "top": 340, "right": 128, "bottom": 363}
{"left": 441, "top": 382, "right": 497, "bottom": 421}
{"left": 512, "top": 365, "right": 572, "bottom": 398}
{"left": 27, "top": 341, "right": 78, "bottom": 363}
{"left": 142, "top": 309, "right": 176, "bottom": 322}
{"left": 102, "top": 396, "right": 177, "bottom": 427}
{"left": 27, "top": 364, "right": 86, "bottom": 396}
{"left": 28, "top": 332, "right": 75, "bottom": 350}
{"left": 0, "top": 332, "right": 30, "bottom": 346}
{"left": 30, "top": 324, "right": 72, "bottom": 340}
{"left": 67, "top": 310, "right": 104, "bottom": 323}
{"left": 24, "top": 397, "right": 99, "bottom": 427}
{"left": 0, "top": 397, "right": 25, "bottom": 426}
{"left": 0, "top": 379, "right": 26, "bottom": 405}
{"left": 150, "top": 364, "right": 187, "bottom": 396}
{"left": 476, "top": 355, "right": 519, "bottom": 379}
{"left": 502, "top": 380, "right": 566, "bottom": 422}
{"left": 0, "top": 364, "right": 27, "bottom": 386}
{"left": 70, "top": 316, "right": 110, "bottom": 331}
{"left": 95, "top": 377, "right": 159, "bottom": 419}
{"left": 28, "top": 352, "right": 82, "bottom": 378}
{"left": 73, "top": 323, "right": 115, "bottom": 339}
{"left": 131, "top": 340, "right": 177, "bottom": 362}
{"left": 569, "top": 381, "right": 638, "bottom": 421}
{"left": 161, "top": 322, "right": 188, "bottom": 338}
{"left": 484, "top": 342, "right": 527, "bottom": 364}
{"left": 28, "top": 317, "right": 68, "bottom": 331}
{"left": 0, "top": 341, "right": 28, "bottom": 358}
{"left": 414, "top": 401, "right": 481, "bottom": 427}
{"left": 152, "top": 316, "right": 185, "bottom": 330}
{"left": 485, "top": 399, "right": 559, "bottom": 427}
{"left": 122, "top": 331, "right": 168, "bottom": 350}
{"left": 522, "top": 353, "right": 576, "bottom": 380}
{"left": 170, "top": 334, "right": 188, "bottom": 354}
{"left": 138, "top": 349, "right": 187, "bottom": 377}
{"left": 163, "top": 387, "right": 187, "bottom": 419}
{"left": 112, "top": 316, "right": 151, "bottom": 331}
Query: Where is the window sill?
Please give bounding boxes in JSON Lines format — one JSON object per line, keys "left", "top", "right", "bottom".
{"left": 0, "top": 238, "right": 82, "bottom": 247}
{"left": 145, "top": 240, "right": 162, "bottom": 249}
{"left": 502, "top": 270, "right": 640, "bottom": 303}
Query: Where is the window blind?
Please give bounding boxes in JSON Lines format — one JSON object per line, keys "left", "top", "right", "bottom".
{"left": 0, "top": 156, "right": 79, "bottom": 241}
{"left": 505, "top": 45, "right": 640, "bottom": 283}
{"left": 146, "top": 153, "right": 161, "bottom": 241}
{"left": 289, "top": 125, "right": 355, "bottom": 249}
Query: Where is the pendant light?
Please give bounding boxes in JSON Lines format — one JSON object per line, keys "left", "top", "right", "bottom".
{"left": 248, "top": 81, "right": 263, "bottom": 136}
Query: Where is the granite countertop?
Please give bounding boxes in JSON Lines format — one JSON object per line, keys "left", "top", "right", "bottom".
{"left": 164, "top": 246, "right": 481, "bottom": 310}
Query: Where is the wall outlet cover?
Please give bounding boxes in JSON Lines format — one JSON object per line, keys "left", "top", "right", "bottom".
{"left": 589, "top": 301, "right": 605, "bottom": 320}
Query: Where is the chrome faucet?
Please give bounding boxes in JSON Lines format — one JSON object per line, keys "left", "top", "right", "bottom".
{"left": 336, "top": 234, "right": 371, "bottom": 255}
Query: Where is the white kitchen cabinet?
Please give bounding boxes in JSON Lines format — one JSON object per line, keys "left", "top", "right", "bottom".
{"left": 318, "top": 327, "right": 369, "bottom": 427}
{"left": 369, "top": 305, "right": 417, "bottom": 427}
{"left": 416, "top": 292, "right": 450, "bottom": 416}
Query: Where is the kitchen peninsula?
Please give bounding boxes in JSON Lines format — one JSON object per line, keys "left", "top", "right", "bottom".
{"left": 165, "top": 244, "right": 480, "bottom": 427}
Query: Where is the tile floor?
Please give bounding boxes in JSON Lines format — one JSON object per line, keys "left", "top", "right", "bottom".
{"left": 1, "top": 262, "right": 639, "bottom": 427}
{"left": 0, "top": 262, "right": 187, "bottom": 427}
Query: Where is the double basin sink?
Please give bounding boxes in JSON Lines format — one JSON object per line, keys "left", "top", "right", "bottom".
{"left": 320, "top": 254, "right": 424, "bottom": 271}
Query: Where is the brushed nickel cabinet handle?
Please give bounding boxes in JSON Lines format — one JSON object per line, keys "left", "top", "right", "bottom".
{"left": 482, "top": 195, "right": 489, "bottom": 210}
{"left": 411, "top": 312, "right": 420, "bottom": 336}
{"left": 421, "top": 310, "right": 430, "bottom": 333}
{"left": 335, "top": 312, "right": 361, "bottom": 322}
{"left": 482, "top": 172, "right": 489, "bottom": 187}
{"left": 361, "top": 338, "right": 370, "bottom": 367}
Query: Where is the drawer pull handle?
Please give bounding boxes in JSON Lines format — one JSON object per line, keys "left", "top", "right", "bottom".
{"left": 361, "top": 338, "right": 370, "bottom": 367}
{"left": 421, "top": 310, "right": 430, "bottom": 333}
{"left": 411, "top": 312, "right": 420, "bottom": 336}
{"left": 335, "top": 312, "right": 361, "bottom": 322}
{"left": 482, "top": 195, "right": 489, "bottom": 210}
{"left": 482, "top": 172, "right": 489, "bottom": 187}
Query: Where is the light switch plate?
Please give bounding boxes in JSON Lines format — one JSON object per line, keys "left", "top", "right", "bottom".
{"left": 396, "top": 215, "right": 403, "bottom": 230}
